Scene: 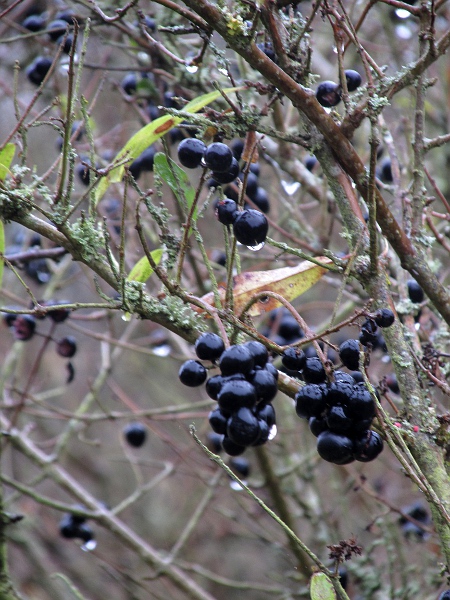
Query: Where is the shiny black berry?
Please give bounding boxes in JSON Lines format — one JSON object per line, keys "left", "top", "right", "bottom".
{"left": 177, "top": 138, "right": 207, "bottom": 169}
{"left": 211, "top": 157, "right": 240, "bottom": 184}
{"left": 195, "top": 332, "right": 225, "bottom": 362}
{"left": 218, "top": 379, "right": 257, "bottom": 412}
{"left": 26, "top": 56, "right": 52, "bottom": 86}
{"left": 233, "top": 209, "right": 268, "bottom": 246}
{"left": 407, "top": 279, "right": 424, "bottom": 303}
{"left": 317, "top": 431, "right": 355, "bottom": 465}
{"left": 216, "top": 198, "right": 238, "bottom": 226}
{"left": 353, "top": 430, "right": 383, "bottom": 462}
{"left": 59, "top": 514, "right": 79, "bottom": 539}
{"left": 264, "top": 362, "right": 279, "bottom": 381}
{"left": 344, "top": 69, "right": 362, "bottom": 91}
{"left": 339, "top": 339, "right": 361, "bottom": 371}
{"left": 249, "top": 369, "right": 278, "bottom": 403}
{"left": 204, "top": 143, "right": 233, "bottom": 173}
{"left": 378, "top": 157, "right": 393, "bottom": 183}
{"left": 123, "top": 422, "right": 147, "bottom": 447}
{"left": 219, "top": 344, "right": 254, "bottom": 376}
{"left": 257, "top": 41, "right": 277, "bottom": 62}
{"left": 374, "top": 308, "right": 395, "bottom": 328}
{"left": 282, "top": 347, "right": 306, "bottom": 371}
{"left": 325, "top": 380, "right": 354, "bottom": 406}
{"left": 316, "top": 81, "right": 342, "bottom": 108}
{"left": 56, "top": 336, "right": 77, "bottom": 358}
{"left": 326, "top": 405, "right": 353, "bottom": 435}
{"left": 278, "top": 315, "right": 303, "bottom": 341}
{"left": 244, "top": 341, "right": 269, "bottom": 367}
{"left": 359, "top": 318, "right": 378, "bottom": 346}
{"left": 121, "top": 73, "right": 137, "bottom": 95}
{"left": 208, "top": 407, "right": 229, "bottom": 435}
{"left": 347, "top": 383, "right": 375, "bottom": 420}
{"left": 205, "top": 374, "right": 225, "bottom": 400}
{"left": 303, "top": 357, "right": 326, "bottom": 384}
{"left": 251, "top": 187, "right": 270, "bottom": 213}
{"left": 13, "top": 315, "right": 36, "bottom": 341}
{"left": 47, "top": 19, "right": 69, "bottom": 42}
{"left": 227, "top": 407, "right": 260, "bottom": 446}
{"left": 309, "top": 416, "right": 328, "bottom": 437}
{"left": 221, "top": 436, "right": 246, "bottom": 456}
{"left": 255, "top": 403, "right": 276, "bottom": 428}
{"left": 178, "top": 360, "right": 207, "bottom": 387}
{"left": 295, "top": 384, "right": 326, "bottom": 419}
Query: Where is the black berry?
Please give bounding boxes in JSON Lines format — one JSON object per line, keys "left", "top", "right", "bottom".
{"left": 233, "top": 209, "right": 268, "bottom": 247}
{"left": 344, "top": 69, "right": 362, "bottom": 92}
{"left": 22, "top": 14, "right": 46, "bottom": 32}
{"left": 359, "top": 318, "right": 378, "bottom": 346}
{"left": 123, "top": 422, "right": 147, "bottom": 447}
{"left": 353, "top": 430, "right": 383, "bottom": 462}
{"left": 229, "top": 457, "right": 250, "bottom": 478}
{"left": 195, "top": 332, "right": 225, "bottom": 362}
{"left": 244, "top": 341, "right": 269, "bottom": 367}
{"left": 177, "top": 138, "right": 207, "bottom": 169}
{"left": 251, "top": 187, "right": 270, "bottom": 213}
{"left": 303, "top": 357, "right": 326, "bottom": 384}
{"left": 227, "top": 407, "right": 260, "bottom": 446}
{"left": 316, "top": 81, "right": 342, "bottom": 108}
{"left": 221, "top": 436, "right": 246, "bottom": 456}
{"left": 248, "top": 369, "right": 278, "bottom": 403}
{"left": 211, "top": 157, "right": 240, "bottom": 184}
{"left": 374, "top": 308, "right": 395, "bottom": 328}
{"left": 282, "top": 347, "right": 306, "bottom": 371}
{"left": 56, "top": 336, "right": 77, "bottom": 358}
{"left": 316, "top": 431, "right": 355, "bottom": 465}
{"left": 219, "top": 345, "right": 254, "bottom": 376}
{"left": 339, "top": 339, "right": 361, "bottom": 371}
{"left": 12, "top": 315, "right": 36, "bottom": 341}
{"left": 208, "top": 407, "right": 229, "bottom": 435}
{"left": 204, "top": 143, "right": 233, "bottom": 173}
{"left": 121, "top": 73, "right": 137, "bottom": 95}
{"left": 218, "top": 379, "right": 257, "bottom": 412}
{"left": 26, "top": 56, "right": 52, "bottom": 86}
{"left": 407, "top": 279, "right": 424, "bottom": 303}
{"left": 216, "top": 198, "right": 238, "bottom": 226}
{"left": 47, "top": 19, "right": 69, "bottom": 42}
{"left": 295, "top": 384, "right": 326, "bottom": 419}
{"left": 178, "top": 359, "right": 207, "bottom": 387}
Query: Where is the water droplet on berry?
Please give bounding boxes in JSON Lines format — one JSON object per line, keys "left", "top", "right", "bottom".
{"left": 246, "top": 242, "right": 265, "bottom": 252}
{"left": 281, "top": 180, "right": 300, "bottom": 195}
{"left": 185, "top": 64, "right": 198, "bottom": 74}
{"left": 81, "top": 539, "right": 97, "bottom": 551}
{"left": 268, "top": 424, "right": 277, "bottom": 441}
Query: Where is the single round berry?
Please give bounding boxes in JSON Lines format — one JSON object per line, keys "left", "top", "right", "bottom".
{"left": 309, "top": 416, "right": 328, "bottom": 437}
{"left": 251, "top": 187, "right": 270, "bottom": 213}
{"left": 208, "top": 407, "right": 229, "bottom": 435}
{"left": 56, "top": 9, "right": 77, "bottom": 24}
{"left": 231, "top": 139, "right": 244, "bottom": 160}
{"left": 347, "top": 383, "right": 375, "bottom": 420}
{"left": 137, "top": 146, "right": 155, "bottom": 172}
{"left": 230, "top": 457, "right": 250, "bottom": 478}
{"left": 216, "top": 198, "right": 238, "bottom": 226}
{"left": 378, "top": 157, "right": 393, "bottom": 183}
{"left": 317, "top": 431, "right": 355, "bottom": 465}
{"left": 204, "top": 143, "right": 233, "bottom": 173}
{"left": 47, "top": 19, "right": 69, "bottom": 42}
{"left": 407, "top": 279, "right": 424, "bottom": 303}
{"left": 206, "top": 432, "right": 223, "bottom": 453}
{"left": 334, "top": 370, "right": 355, "bottom": 385}
{"left": 439, "top": 592, "right": 450, "bottom": 600}
{"left": 2, "top": 312, "right": 17, "bottom": 327}
{"left": 303, "top": 357, "right": 326, "bottom": 384}
{"left": 121, "top": 73, "right": 137, "bottom": 95}
{"left": 257, "top": 41, "right": 277, "bottom": 62}
{"left": 282, "top": 347, "right": 306, "bottom": 371}
{"left": 295, "top": 384, "right": 326, "bottom": 419}
{"left": 59, "top": 514, "right": 78, "bottom": 539}
{"left": 305, "top": 155, "right": 318, "bottom": 171}
{"left": 217, "top": 379, "right": 257, "bottom": 412}
{"left": 22, "top": 14, "right": 46, "bottom": 32}
{"left": 359, "top": 318, "right": 378, "bottom": 346}
{"left": 316, "top": 81, "right": 342, "bottom": 108}
{"left": 129, "top": 157, "right": 142, "bottom": 180}
{"left": 251, "top": 419, "right": 270, "bottom": 446}
{"left": 26, "top": 56, "right": 52, "bottom": 86}
{"left": 76, "top": 161, "right": 91, "bottom": 186}
{"left": 248, "top": 369, "right": 278, "bottom": 403}
{"left": 211, "top": 157, "right": 240, "bottom": 184}
{"left": 205, "top": 374, "right": 225, "bottom": 400}
{"left": 344, "top": 69, "right": 362, "bottom": 92}
{"left": 264, "top": 362, "right": 279, "bottom": 381}
{"left": 374, "top": 308, "right": 395, "bottom": 328}
{"left": 386, "top": 373, "right": 399, "bottom": 394}
{"left": 45, "top": 301, "right": 71, "bottom": 322}
{"left": 195, "top": 332, "right": 225, "bottom": 362}
{"left": 244, "top": 341, "right": 269, "bottom": 368}
{"left": 326, "top": 405, "right": 353, "bottom": 435}
{"left": 227, "top": 407, "right": 260, "bottom": 446}
{"left": 13, "top": 315, "right": 36, "bottom": 341}
{"left": 353, "top": 430, "right": 383, "bottom": 462}
{"left": 177, "top": 138, "right": 207, "bottom": 169}
{"left": 221, "top": 436, "right": 246, "bottom": 456}
{"left": 233, "top": 209, "right": 268, "bottom": 246}
{"left": 57, "top": 34, "right": 74, "bottom": 54}
{"left": 178, "top": 359, "right": 207, "bottom": 387}
{"left": 325, "top": 380, "right": 354, "bottom": 407}
{"left": 219, "top": 344, "right": 254, "bottom": 376}
{"left": 255, "top": 403, "right": 276, "bottom": 428}
{"left": 123, "top": 422, "right": 147, "bottom": 448}
{"left": 56, "top": 336, "right": 77, "bottom": 358}
{"left": 239, "top": 172, "right": 259, "bottom": 200}
{"left": 77, "top": 523, "right": 95, "bottom": 543}
{"left": 339, "top": 339, "right": 361, "bottom": 371}
{"left": 278, "top": 316, "right": 303, "bottom": 341}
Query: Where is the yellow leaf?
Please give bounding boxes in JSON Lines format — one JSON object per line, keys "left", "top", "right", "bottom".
{"left": 198, "top": 258, "right": 331, "bottom": 317}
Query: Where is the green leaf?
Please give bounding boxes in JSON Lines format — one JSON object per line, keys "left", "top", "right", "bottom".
{"left": 94, "top": 86, "right": 243, "bottom": 204}
{"left": 0, "top": 143, "right": 16, "bottom": 180}
{"left": 127, "top": 248, "right": 163, "bottom": 284}
{"left": 153, "top": 152, "right": 196, "bottom": 216}
{"left": 0, "top": 220, "right": 4, "bottom": 289}
{"left": 310, "top": 573, "right": 337, "bottom": 600}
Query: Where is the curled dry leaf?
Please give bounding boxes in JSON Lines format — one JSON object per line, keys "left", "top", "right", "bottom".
{"left": 197, "top": 257, "right": 332, "bottom": 317}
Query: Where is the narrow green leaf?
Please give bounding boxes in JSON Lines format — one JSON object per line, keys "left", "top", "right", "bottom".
{"left": 127, "top": 248, "right": 163, "bottom": 284}
{"left": 153, "top": 152, "right": 196, "bottom": 216}
{"left": 0, "top": 220, "right": 4, "bottom": 289}
{"left": 0, "top": 143, "right": 16, "bottom": 180}
{"left": 95, "top": 86, "right": 243, "bottom": 204}
{"left": 310, "top": 573, "right": 337, "bottom": 600}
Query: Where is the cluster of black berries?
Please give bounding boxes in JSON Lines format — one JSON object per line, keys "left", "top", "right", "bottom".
{"left": 24, "top": 9, "right": 78, "bottom": 85}
{"left": 215, "top": 197, "right": 268, "bottom": 248}
{"left": 3, "top": 301, "right": 77, "bottom": 381}
{"left": 59, "top": 508, "right": 95, "bottom": 547}
{"left": 292, "top": 361, "right": 383, "bottom": 465}
{"left": 178, "top": 333, "right": 278, "bottom": 456}
{"left": 316, "top": 69, "right": 362, "bottom": 108}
